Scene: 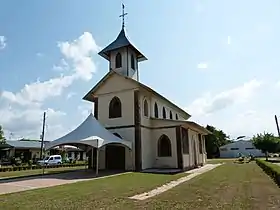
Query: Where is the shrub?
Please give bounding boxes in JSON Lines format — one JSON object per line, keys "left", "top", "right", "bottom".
{"left": 0, "top": 163, "right": 85, "bottom": 173}
{"left": 256, "top": 159, "right": 280, "bottom": 186}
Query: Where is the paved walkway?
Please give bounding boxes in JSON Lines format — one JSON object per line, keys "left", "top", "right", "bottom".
{"left": 0, "top": 170, "right": 130, "bottom": 195}
{"left": 129, "top": 163, "right": 222, "bottom": 200}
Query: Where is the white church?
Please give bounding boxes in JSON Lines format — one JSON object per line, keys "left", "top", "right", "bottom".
{"left": 46, "top": 7, "right": 210, "bottom": 173}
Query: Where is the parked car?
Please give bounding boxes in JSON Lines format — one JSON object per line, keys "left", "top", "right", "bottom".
{"left": 37, "top": 155, "right": 62, "bottom": 166}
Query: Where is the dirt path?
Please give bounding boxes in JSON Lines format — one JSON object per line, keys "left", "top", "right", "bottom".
{"left": 129, "top": 164, "right": 222, "bottom": 200}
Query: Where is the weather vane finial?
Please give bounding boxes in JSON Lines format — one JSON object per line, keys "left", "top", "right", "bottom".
{"left": 119, "top": 4, "right": 128, "bottom": 29}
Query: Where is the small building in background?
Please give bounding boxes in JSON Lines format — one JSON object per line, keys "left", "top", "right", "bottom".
{"left": 219, "top": 140, "right": 265, "bottom": 158}
{"left": 0, "top": 139, "right": 86, "bottom": 162}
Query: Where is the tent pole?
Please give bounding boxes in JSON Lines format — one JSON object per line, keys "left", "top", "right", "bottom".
{"left": 96, "top": 139, "right": 99, "bottom": 176}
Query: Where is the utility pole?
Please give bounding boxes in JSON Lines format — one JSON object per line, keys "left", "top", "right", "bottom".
{"left": 275, "top": 115, "right": 280, "bottom": 137}
{"left": 40, "top": 112, "right": 46, "bottom": 159}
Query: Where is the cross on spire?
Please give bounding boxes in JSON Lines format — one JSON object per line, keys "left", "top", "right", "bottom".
{"left": 119, "top": 4, "right": 128, "bottom": 29}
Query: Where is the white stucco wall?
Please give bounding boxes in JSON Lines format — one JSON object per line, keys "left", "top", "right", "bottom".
{"left": 30, "top": 149, "right": 41, "bottom": 159}
{"left": 141, "top": 127, "right": 154, "bottom": 169}
{"left": 106, "top": 127, "right": 135, "bottom": 170}
{"left": 152, "top": 128, "right": 177, "bottom": 168}
{"left": 109, "top": 48, "right": 139, "bottom": 81}
{"left": 97, "top": 90, "right": 135, "bottom": 127}
{"left": 187, "top": 129, "right": 205, "bottom": 167}
{"left": 219, "top": 140, "right": 265, "bottom": 158}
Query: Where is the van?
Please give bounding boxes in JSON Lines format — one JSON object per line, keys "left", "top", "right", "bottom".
{"left": 37, "top": 155, "right": 62, "bottom": 166}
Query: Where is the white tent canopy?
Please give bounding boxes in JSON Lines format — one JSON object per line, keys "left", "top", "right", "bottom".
{"left": 45, "top": 113, "right": 132, "bottom": 150}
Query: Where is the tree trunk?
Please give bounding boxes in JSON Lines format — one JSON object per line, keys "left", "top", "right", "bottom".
{"left": 266, "top": 151, "right": 268, "bottom": 161}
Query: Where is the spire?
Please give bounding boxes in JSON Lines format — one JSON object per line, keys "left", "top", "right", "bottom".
{"left": 119, "top": 4, "right": 128, "bottom": 29}
{"left": 98, "top": 4, "right": 147, "bottom": 62}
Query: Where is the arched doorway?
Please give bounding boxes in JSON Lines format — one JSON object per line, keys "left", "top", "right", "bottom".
{"left": 105, "top": 144, "right": 126, "bottom": 170}
{"left": 105, "top": 133, "right": 126, "bottom": 170}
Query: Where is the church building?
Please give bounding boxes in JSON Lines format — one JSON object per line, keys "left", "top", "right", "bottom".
{"left": 47, "top": 6, "right": 210, "bottom": 173}
{"left": 82, "top": 9, "right": 210, "bottom": 172}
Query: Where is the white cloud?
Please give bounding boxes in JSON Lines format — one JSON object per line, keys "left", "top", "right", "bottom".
{"left": 58, "top": 32, "right": 101, "bottom": 81}
{"left": 1, "top": 32, "right": 100, "bottom": 107}
{"left": 78, "top": 102, "right": 93, "bottom": 118}
{"left": 197, "top": 63, "right": 208, "bottom": 69}
{"left": 227, "top": 36, "right": 231, "bottom": 45}
{"left": 66, "top": 92, "right": 76, "bottom": 99}
{"left": 36, "top": 52, "right": 43, "bottom": 57}
{"left": 0, "top": 105, "right": 66, "bottom": 140}
{"left": 0, "top": 36, "right": 6, "bottom": 50}
{"left": 186, "top": 79, "right": 263, "bottom": 116}
{"left": 0, "top": 32, "right": 100, "bottom": 140}
{"left": 1, "top": 75, "right": 75, "bottom": 106}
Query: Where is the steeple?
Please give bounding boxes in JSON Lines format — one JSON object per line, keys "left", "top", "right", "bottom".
{"left": 98, "top": 4, "right": 147, "bottom": 81}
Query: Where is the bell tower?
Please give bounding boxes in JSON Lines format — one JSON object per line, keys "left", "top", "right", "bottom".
{"left": 98, "top": 4, "right": 147, "bottom": 81}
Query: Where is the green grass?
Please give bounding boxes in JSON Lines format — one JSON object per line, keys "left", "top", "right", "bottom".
{"left": 1, "top": 162, "right": 280, "bottom": 210}
{"left": 138, "top": 162, "right": 280, "bottom": 210}
{"left": 207, "top": 158, "right": 236, "bottom": 164}
{"left": 0, "top": 166, "right": 87, "bottom": 179}
{"left": 0, "top": 172, "right": 187, "bottom": 210}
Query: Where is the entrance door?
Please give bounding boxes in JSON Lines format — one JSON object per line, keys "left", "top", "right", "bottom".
{"left": 193, "top": 138, "right": 198, "bottom": 166}
{"left": 105, "top": 145, "right": 125, "bottom": 170}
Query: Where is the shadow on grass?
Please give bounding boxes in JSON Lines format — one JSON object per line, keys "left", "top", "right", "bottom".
{"left": 0, "top": 169, "right": 126, "bottom": 184}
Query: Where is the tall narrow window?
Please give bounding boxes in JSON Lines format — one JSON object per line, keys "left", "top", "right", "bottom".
{"left": 198, "top": 134, "right": 203, "bottom": 154}
{"left": 131, "top": 54, "right": 135, "bottom": 70}
{"left": 182, "top": 128, "right": 189, "bottom": 154}
{"left": 144, "top": 99, "right": 149, "bottom": 117}
{"left": 162, "top": 107, "right": 166, "bottom": 119}
{"left": 116, "top": 52, "right": 122, "bottom": 68}
{"left": 169, "top": 111, "right": 173, "bottom": 119}
{"left": 176, "top": 114, "right": 178, "bottom": 120}
{"left": 158, "top": 134, "right": 172, "bottom": 157}
{"left": 109, "top": 97, "right": 122, "bottom": 118}
{"left": 154, "top": 102, "right": 158, "bottom": 118}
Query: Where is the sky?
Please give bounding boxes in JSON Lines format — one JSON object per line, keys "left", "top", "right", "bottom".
{"left": 0, "top": 0, "right": 280, "bottom": 141}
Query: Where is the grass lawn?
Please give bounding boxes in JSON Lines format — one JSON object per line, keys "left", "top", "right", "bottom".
{"left": 0, "top": 166, "right": 87, "bottom": 179}
{"left": 0, "top": 172, "right": 187, "bottom": 210}
{"left": 1, "top": 162, "right": 280, "bottom": 210}
{"left": 207, "top": 158, "right": 236, "bottom": 164}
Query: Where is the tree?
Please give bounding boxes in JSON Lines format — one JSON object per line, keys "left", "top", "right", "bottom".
{"left": 205, "top": 125, "right": 230, "bottom": 158}
{"left": 251, "top": 132, "right": 280, "bottom": 161}
{"left": 0, "top": 125, "right": 5, "bottom": 144}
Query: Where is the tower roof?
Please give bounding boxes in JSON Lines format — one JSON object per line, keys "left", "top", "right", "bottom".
{"left": 98, "top": 28, "right": 147, "bottom": 62}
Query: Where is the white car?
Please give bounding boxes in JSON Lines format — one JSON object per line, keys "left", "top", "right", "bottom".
{"left": 37, "top": 155, "right": 62, "bottom": 166}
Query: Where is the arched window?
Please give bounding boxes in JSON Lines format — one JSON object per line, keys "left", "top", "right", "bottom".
{"left": 162, "top": 107, "right": 166, "bottom": 119}
{"left": 176, "top": 114, "right": 178, "bottom": 120}
{"left": 154, "top": 102, "right": 158, "bottom": 118}
{"left": 169, "top": 111, "right": 173, "bottom": 119}
{"left": 131, "top": 54, "right": 135, "bottom": 70}
{"left": 109, "top": 97, "right": 122, "bottom": 118}
{"left": 116, "top": 52, "right": 122, "bottom": 68}
{"left": 158, "top": 134, "right": 172, "bottom": 157}
{"left": 144, "top": 99, "right": 148, "bottom": 117}
{"left": 113, "top": 133, "right": 122, "bottom": 139}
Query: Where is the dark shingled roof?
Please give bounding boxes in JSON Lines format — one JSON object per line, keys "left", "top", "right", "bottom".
{"left": 98, "top": 28, "right": 147, "bottom": 62}
{"left": 5, "top": 140, "right": 42, "bottom": 149}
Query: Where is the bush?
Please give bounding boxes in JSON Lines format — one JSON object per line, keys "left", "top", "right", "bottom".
{"left": 0, "top": 163, "right": 86, "bottom": 173}
{"left": 256, "top": 159, "right": 280, "bottom": 186}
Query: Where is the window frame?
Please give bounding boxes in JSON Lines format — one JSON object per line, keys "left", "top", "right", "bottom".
{"left": 109, "top": 96, "right": 122, "bottom": 119}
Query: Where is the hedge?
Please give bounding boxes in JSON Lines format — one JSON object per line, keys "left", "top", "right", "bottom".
{"left": 256, "top": 159, "right": 280, "bottom": 186}
{"left": 0, "top": 163, "right": 86, "bottom": 173}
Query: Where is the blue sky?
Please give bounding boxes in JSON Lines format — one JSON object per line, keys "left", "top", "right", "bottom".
{"left": 0, "top": 0, "right": 280, "bottom": 140}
